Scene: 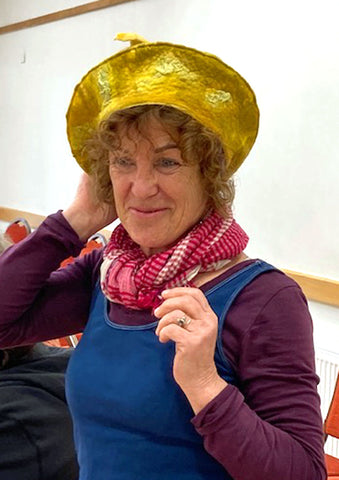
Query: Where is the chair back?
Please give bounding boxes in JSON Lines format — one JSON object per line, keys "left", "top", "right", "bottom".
{"left": 5, "top": 218, "right": 31, "bottom": 243}
{"left": 324, "top": 373, "right": 339, "bottom": 477}
{"left": 325, "top": 373, "right": 339, "bottom": 440}
{"left": 60, "top": 232, "right": 107, "bottom": 268}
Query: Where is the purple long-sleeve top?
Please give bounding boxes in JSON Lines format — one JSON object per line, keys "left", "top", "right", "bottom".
{"left": 0, "top": 211, "right": 326, "bottom": 480}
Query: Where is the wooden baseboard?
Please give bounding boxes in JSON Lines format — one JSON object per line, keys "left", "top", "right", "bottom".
{"left": 1, "top": 206, "right": 338, "bottom": 307}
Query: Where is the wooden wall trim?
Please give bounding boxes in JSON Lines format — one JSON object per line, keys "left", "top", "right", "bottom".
{"left": 0, "top": 206, "right": 45, "bottom": 228}
{"left": 1, "top": 206, "right": 339, "bottom": 307}
{"left": 0, "top": 206, "right": 113, "bottom": 239}
{"left": 0, "top": 0, "right": 134, "bottom": 35}
{"left": 283, "top": 270, "right": 339, "bottom": 308}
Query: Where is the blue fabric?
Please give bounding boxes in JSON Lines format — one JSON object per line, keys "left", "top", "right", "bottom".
{"left": 66, "top": 260, "right": 274, "bottom": 480}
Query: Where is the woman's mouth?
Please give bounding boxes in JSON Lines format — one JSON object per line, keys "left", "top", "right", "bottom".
{"left": 129, "top": 207, "right": 167, "bottom": 218}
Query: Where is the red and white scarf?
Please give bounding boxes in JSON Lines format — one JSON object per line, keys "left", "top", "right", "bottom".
{"left": 100, "top": 209, "right": 248, "bottom": 310}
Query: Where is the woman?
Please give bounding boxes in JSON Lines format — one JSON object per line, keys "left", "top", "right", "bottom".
{"left": 0, "top": 34, "right": 326, "bottom": 479}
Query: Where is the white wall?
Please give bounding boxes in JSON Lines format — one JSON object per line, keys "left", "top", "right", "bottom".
{"left": 1, "top": 0, "right": 338, "bottom": 346}
{"left": 310, "top": 301, "right": 339, "bottom": 354}
{"left": 0, "top": 0, "right": 95, "bottom": 24}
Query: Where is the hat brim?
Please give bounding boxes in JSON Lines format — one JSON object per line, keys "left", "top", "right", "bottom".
{"left": 66, "top": 41, "right": 259, "bottom": 177}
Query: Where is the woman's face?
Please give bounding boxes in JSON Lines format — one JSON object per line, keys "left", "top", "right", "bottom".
{"left": 108, "top": 117, "right": 209, "bottom": 256}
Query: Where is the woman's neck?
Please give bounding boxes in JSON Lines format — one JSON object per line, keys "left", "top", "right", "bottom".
{"left": 193, "top": 252, "right": 249, "bottom": 287}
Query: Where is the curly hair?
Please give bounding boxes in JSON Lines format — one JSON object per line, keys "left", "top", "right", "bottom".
{"left": 84, "top": 105, "right": 235, "bottom": 216}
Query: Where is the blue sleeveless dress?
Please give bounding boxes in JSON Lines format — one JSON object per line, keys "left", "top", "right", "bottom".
{"left": 66, "top": 260, "right": 274, "bottom": 479}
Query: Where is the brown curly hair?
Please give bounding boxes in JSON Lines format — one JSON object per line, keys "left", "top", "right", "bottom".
{"left": 84, "top": 105, "right": 235, "bottom": 216}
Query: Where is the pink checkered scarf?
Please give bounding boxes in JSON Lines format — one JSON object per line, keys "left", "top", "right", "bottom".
{"left": 100, "top": 209, "right": 248, "bottom": 310}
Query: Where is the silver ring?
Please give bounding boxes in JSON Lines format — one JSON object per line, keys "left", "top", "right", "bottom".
{"left": 176, "top": 315, "right": 191, "bottom": 328}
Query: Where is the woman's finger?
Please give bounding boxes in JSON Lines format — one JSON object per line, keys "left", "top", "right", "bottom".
{"left": 161, "top": 287, "right": 211, "bottom": 311}
{"left": 155, "top": 310, "right": 193, "bottom": 336}
{"left": 154, "top": 294, "right": 203, "bottom": 321}
{"left": 157, "top": 322, "right": 190, "bottom": 344}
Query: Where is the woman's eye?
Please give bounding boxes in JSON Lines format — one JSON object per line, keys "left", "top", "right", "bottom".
{"left": 110, "top": 157, "right": 135, "bottom": 170}
{"left": 155, "top": 158, "right": 181, "bottom": 172}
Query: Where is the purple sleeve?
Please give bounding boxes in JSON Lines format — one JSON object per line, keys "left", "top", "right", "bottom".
{"left": 192, "top": 282, "right": 326, "bottom": 480}
{"left": 0, "top": 211, "right": 102, "bottom": 347}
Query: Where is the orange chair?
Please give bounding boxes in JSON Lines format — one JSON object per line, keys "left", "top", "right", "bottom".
{"left": 79, "top": 232, "right": 107, "bottom": 256}
{"left": 60, "top": 232, "right": 107, "bottom": 268}
{"left": 5, "top": 218, "right": 31, "bottom": 243}
{"left": 324, "top": 372, "right": 339, "bottom": 477}
{"left": 44, "top": 338, "right": 74, "bottom": 348}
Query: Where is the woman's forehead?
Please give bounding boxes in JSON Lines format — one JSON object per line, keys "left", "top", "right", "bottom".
{"left": 116, "top": 118, "right": 178, "bottom": 150}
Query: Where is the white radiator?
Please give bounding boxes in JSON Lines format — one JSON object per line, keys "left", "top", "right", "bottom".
{"left": 316, "top": 348, "right": 339, "bottom": 457}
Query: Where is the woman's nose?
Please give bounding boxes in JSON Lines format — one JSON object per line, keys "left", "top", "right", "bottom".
{"left": 130, "top": 167, "right": 159, "bottom": 198}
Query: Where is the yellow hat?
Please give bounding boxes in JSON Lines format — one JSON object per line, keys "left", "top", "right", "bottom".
{"left": 66, "top": 33, "right": 259, "bottom": 177}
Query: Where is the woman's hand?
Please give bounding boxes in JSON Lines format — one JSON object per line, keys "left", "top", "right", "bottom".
{"left": 154, "top": 287, "right": 227, "bottom": 414}
{"left": 63, "top": 173, "right": 117, "bottom": 242}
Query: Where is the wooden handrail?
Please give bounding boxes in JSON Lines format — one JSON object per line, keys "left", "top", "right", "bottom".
{"left": 0, "top": 0, "right": 134, "bottom": 35}
{"left": 1, "top": 205, "right": 338, "bottom": 307}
